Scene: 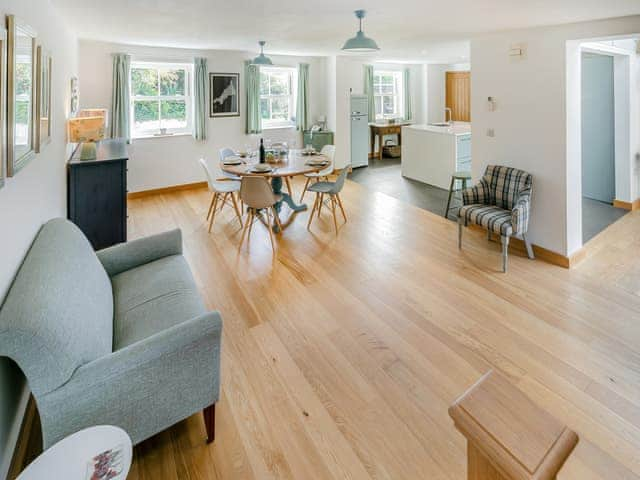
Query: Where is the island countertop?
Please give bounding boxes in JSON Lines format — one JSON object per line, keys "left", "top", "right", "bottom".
{"left": 403, "top": 122, "right": 471, "bottom": 136}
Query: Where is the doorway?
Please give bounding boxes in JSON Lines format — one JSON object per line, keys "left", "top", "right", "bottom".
{"left": 445, "top": 71, "right": 471, "bottom": 122}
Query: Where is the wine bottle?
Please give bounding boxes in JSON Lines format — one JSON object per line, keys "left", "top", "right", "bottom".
{"left": 259, "top": 138, "right": 265, "bottom": 163}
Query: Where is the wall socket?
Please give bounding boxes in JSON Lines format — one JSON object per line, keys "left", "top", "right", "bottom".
{"left": 486, "top": 128, "right": 495, "bottom": 138}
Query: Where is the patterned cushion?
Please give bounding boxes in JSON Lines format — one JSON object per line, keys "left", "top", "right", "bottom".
{"left": 460, "top": 204, "right": 513, "bottom": 236}
{"left": 483, "top": 165, "right": 532, "bottom": 210}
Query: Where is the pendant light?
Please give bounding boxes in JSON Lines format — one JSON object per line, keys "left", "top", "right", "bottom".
{"left": 252, "top": 41, "right": 273, "bottom": 65}
{"left": 341, "top": 10, "right": 380, "bottom": 52}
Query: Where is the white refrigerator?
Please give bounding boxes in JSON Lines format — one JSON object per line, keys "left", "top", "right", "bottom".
{"left": 350, "top": 95, "right": 369, "bottom": 168}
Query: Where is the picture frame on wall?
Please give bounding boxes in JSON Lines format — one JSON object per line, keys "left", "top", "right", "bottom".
{"left": 6, "top": 15, "right": 37, "bottom": 176}
{"left": 70, "top": 76, "right": 79, "bottom": 115}
{"left": 0, "top": 27, "right": 7, "bottom": 189}
{"left": 209, "top": 73, "right": 239, "bottom": 117}
{"left": 35, "top": 45, "right": 52, "bottom": 152}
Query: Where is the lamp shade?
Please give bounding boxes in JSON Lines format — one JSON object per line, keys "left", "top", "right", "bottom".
{"left": 252, "top": 41, "right": 273, "bottom": 65}
{"left": 79, "top": 108, "right": 109, "bottom": 129}
{"left": 67, "top": 116, "right": 106, "bottom": 143}
{"left": 342, "top": 10, "right": 380, "bottom": 52}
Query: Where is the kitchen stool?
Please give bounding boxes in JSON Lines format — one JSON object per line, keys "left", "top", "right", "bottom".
{"left": 444, "top": 171, "right": 472, "bottom": 218}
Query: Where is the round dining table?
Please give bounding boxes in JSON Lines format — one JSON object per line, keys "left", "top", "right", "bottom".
{"left": 221, "top": 150, "right": 329, "bottom": 232}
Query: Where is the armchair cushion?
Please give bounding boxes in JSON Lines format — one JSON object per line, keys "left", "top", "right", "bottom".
{"left": 112, "top": 255, "right": 206, "bottom": 349}
{"left": 459, "top": 205, "right": 513, "bottom": 236}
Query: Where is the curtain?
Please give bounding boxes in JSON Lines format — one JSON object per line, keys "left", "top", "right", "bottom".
{"left": 296, "top": 63, "right": 310, "bottom": 131}
{"left": 245, "top": 61, "right": 262, "bottom": 134}
{"left": 111, "top": 53, "right": 131, "bottom": 142}
{"left": 403, "top": 68, "right": 412, "bottom": 121}
{"left": 193, "top": 57, "right": 208, "bottom": 141}
{"left": 363, "top": 65, "right": 375, "bottom": 122}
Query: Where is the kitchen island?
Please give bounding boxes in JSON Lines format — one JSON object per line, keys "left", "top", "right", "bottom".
{"left": 400, "top": 123, "right": 471, "bottom": 189}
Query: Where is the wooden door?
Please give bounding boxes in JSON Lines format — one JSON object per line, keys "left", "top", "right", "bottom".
{"left": 446, "top": 71, "right": 471, "bottom": 122}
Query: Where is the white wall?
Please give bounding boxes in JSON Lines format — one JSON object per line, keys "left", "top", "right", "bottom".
{"left": 79, "top": 40, "right": 327, "bottom": 192}
{"left": 471, "top": 16, "right": 640, "bottom": 256}
{"left": 0, "top": 1, "right": 78, "bottom": 475}
{"left": 426, "top": 63, "right": 471, "bottom": 123}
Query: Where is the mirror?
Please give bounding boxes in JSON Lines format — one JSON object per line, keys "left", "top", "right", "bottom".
{"left": 36, "top": 45, "right": 52, "bottom": 151}
{"left": 7, "top": 15, "right": 37, "bottom": 176}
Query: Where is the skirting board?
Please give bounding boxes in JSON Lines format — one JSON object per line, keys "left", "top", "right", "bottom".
{"left": 613, "top": 198, "right": 640, "bottom": 211}
{"left": 127, "top": 181, "right": 208, "bottom": 199}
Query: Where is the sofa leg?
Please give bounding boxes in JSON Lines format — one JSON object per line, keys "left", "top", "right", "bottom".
{"left": 501, "top": 235, "right": 509, "bottom": 273}
{"left": 458, "top": 217, "right": 464, "bottom": 250}
{"left": 203, "top": 403, "right": 216, "bottom": 444}
{"left": 523, "top": 233, "right": 535, "bottom": 259}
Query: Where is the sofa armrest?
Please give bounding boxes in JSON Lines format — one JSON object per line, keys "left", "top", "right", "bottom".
{"left": 97, "top": 229, "right": 183, "bottom": 276}
{"left": 462, "top": 178, "right": 491, "bottom": 206}
{"left": 511, "top": 187, "right": 532, "bottom": 235}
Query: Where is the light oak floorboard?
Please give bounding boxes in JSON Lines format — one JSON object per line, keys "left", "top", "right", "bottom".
{"left": 128, "top": 180, "right": 640, "bottom": 480}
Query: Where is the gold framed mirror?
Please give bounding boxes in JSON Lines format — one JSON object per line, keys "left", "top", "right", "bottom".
{"left": 36, "top": 45, "right": 52, "bottom": 151}
{"left": 7, "top": 15, "right": 37, "bottom": 176}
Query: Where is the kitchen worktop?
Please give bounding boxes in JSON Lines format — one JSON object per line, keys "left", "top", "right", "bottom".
{"left": 404, "top": 122, "right": 471, "bottom": 136}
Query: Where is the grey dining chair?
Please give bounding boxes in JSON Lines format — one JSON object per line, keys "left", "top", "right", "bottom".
{"left": 307, "top": 167, "right": 348, "bottom": 234}
{"left": 300, "top": 145, "right": 336, "bottom": 202}
{"left": 239, "top": 176, "right": 283, "bottom": 251}
{"left": 199, "top": 158, "right": 243, "bottom": 232}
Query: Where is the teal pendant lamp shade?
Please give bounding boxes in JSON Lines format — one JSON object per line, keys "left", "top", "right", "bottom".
{"left": 342, "top": 10, "right": 379, "bottom": 52}
{"left": 252, "top": 41, "right": 273, "bottom": 65}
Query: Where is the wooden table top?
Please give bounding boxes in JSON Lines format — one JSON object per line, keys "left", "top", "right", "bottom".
{"left": 221, "top": 151, "right": 329, "bottom": 178}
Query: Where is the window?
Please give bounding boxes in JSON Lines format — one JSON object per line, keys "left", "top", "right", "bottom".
{"left": 130, "top": 62, "right": 193, "bottom": 138}
{"left": 373, "top": 70, "right": 404, "bottom": 120}
{"left": 260, "top": 67, "right": 297, "bottom": 128}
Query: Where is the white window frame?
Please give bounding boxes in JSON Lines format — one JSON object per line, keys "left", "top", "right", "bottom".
{"left": 260, "top": 66, "right": 297, "bottom": 129}
{"left": 129, "top": 61, "right": 194, "bottom": 138}
{"left": 373, "top": 70, "right": 404, "bottom": 121}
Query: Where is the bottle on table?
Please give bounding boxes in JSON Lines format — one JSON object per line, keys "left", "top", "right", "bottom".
{"left": 259, "top": 138, "right": 265, "bottom": 163}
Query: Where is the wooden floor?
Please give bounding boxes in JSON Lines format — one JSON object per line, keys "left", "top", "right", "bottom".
{"left": 127, "top": 178, "right": 640, "bottom": 480}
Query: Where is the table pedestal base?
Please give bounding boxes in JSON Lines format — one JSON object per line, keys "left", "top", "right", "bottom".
{"left": 271, "top": 177, "right": 307, "bottom": 233}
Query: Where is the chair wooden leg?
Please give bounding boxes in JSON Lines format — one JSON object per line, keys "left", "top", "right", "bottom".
{"left": 208, "top": 193, "right": 219, "bottom": 233}
{"left": 239, "top": 209, "right": 251, "bottom": 248}
{"left": 203, "top": 403, "right": 216, "bottom": 444}
{"left": 272, "top": 206, "right": 283, "bottom": 232}
{"left": 501, "top": 235, "right": 510, "bottom": 273}
{"left": 285, "top": 177, "right": 293, "bottom": 197}
{"left": 247, "top": 209, "right": 255, "bottom": 239}
{"left": 307, "top": 193, "right": 319, "bottom": 229}
{"left": 318, "top": 193, "right": 325, "bottom": 218}
{"left": 230, "top": 192, "right": 243, "bottom": 228}
{"left": 206, "top": 193, "right": 216, "bottom": 220}
{"left": 336, "top": 194, "right": 347, "bottom": 222}
{"left": 300, "top": 177, "right": 311, "bottom": 203}
{"left": 265, "top": 209, "right": 276, "bottom": 251}
{"left": 523, "top": 233, "right": 535, "bottom": 259}
{"left": 330, "top": 196, "right": 339, "bottom": 235}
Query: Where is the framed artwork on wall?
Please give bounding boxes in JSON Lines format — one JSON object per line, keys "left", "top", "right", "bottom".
{"left": 70, "top": 76, "right": 79, "bottom": 115}
{"left": 35, "top": 45, "right": 52, "bottom": 151}
{"left": 0, "top": 27, "right": 7, "bottom": 189}
{"left": 209, "top": 73, "right": 239, "bottom": 117}
{"left": 6, "top": 15, "right": 37, "bottom": 177}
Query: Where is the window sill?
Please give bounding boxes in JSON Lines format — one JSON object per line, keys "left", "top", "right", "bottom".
{"left": 132, "top": 132, "right": 193, "bottom": 141}
{"left": 262, "top": 124, "right": 296, "bottom": 131}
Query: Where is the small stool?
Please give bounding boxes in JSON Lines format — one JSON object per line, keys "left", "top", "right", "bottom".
{"left": 444, "top": 171, "right": 472, "bottom": 218}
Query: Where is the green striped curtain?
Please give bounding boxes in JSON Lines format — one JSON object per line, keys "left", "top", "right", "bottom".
{"left": 193, "top": 57, "right": 208, "bottom": 141}
{"left": 296, "top": 63, "right": 310, "bottom": 131}
{"left": 245, "top": 61, "right": 262, "bottom": 134}
{"left": 111, "top": 53, "right": 131, "bottom": 141}
{"left": 403, "top": 68, "right": 412, "bottom": 121}
{"left": 363, "top": 65, "right": 375, "bottom": 122}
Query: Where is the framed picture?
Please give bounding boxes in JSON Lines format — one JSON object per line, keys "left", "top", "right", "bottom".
{"left": 35, "top": 45, "right": 52, "bottom": 152}
{"left": 209, "top": 73, "right": 239, "bottom": 117}
{"left": 0, "top": 27, "right": 7, "bottom": 189}
{"left": 7, "top": 15, "right": 37, "bottom": 176}
{"left": 70, "top": 76, "right": 79, "bottom": 115}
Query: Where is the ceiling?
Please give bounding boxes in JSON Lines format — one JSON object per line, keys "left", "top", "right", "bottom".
{"left": 51, "top": 0, "right": 640, "bottom": 63}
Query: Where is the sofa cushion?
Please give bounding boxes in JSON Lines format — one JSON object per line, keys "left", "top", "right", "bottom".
{"left": 112, "top": 255, "right": 206, "bottom": 349}
{"left": 460, "top": 204, "right": 514, "bottom": 236}
{"left": 0, "top": 219, "right": 113, "bottom": 396}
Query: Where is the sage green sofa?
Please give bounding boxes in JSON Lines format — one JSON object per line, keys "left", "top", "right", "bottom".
{"left": 0, "top": 219, "right": 221, "bottom": 448}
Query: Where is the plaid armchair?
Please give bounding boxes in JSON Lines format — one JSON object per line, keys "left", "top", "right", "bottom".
{"left": 458, "top": 165, "right": 534, "bottom": 272}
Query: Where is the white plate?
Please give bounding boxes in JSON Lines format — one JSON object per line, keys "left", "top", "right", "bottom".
{"left": 306, "top": 161, "right": 328, "bottom": 166}
{"left": 249, "top": 165, "right": 272, "bottom": 173}
{"left": 223, "top": 159, "right": 242, "bottom": 165}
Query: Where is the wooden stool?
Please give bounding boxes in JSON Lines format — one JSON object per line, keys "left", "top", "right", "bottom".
{"left": 445, "top": 171, "right": 472, "bottom": 218}
{"left": 449, "top": 370, "right": 578, "bottom": 480}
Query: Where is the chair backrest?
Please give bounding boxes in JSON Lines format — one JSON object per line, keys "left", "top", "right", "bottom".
{"left": 241, "top": 176, "right": 277, "bottom": 209}
{"left": 329, "top": 167, "right": 349, "bottom": 195}
{"left": 199, "top": 158, "right": 221, "bottom": 191}
{"left": 0, "top": 219, "right": 114, "bottom": 396}
{"left": 319, "top": 145, "right": 336, "bottom": 176}
{"left": 483, "top": 165, "right": 533, "bottom": 210}
{"left": 219, "top": 148, "right": 235, "bottom": 161}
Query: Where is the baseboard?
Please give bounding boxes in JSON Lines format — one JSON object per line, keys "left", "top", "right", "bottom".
{"left": 127, "top": 181, "right": 208, "bottom": 199}
{"left": 613, "top": 198, "right": 640, "bottom": 211}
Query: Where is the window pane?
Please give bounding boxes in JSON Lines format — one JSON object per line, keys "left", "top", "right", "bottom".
{"left": 374, "top": 96, "right": 382, "bottom": 116}
{"left": 160, "top": 69, "right": 185, "bottom": 96}
{"left": 160, "top": 100, "right": 186, "bottom": 129}
{"left": 383, "top": 96, "right": 395, "bottom": 115}
{"left": 269, "top": 73, "right": 288, "bottom": 95}
{"left": 134, "top": 100, "right": 160, "bottom": 131}
{"left": 260, "top": 98, "right": 270, "bottom": 120}
{"left": 380, "top": 83, "right": 394, "bottom": 94}
{"left": 132, "top": 68, "right": 158, "bottom": 96}
{"left": 270, "top": 97, "right": 289, "bottom": 120}
{"left": 15, "top": 60, "right": 32, "bottom": 148}
{"left": 260, "top": 74, "right": 269, "bottom": 95}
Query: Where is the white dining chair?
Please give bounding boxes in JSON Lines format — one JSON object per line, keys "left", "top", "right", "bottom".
{"left": 199, "top": 158, "right": 243, "bottom": 232}
{"left": 239, "top": 176, "right": 283, "bottom": 252}
{"left": 299, "top": 144, "right": 335, "bottom": 202}
{"left": 219, "top": 147, "right": 242, "bottom": 181}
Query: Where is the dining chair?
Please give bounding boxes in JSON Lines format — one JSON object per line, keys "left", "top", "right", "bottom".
{"left": 219, "top": 148, "right": 242, "bottom": 181}
{"left": 307, "top": 167, "right": 348, "bottom": 235}
{"left": 299, "top": 145, "right": 336, "bottom": 202}
{"left": 199, "top": 158, "right": 243, "bottom": 233}
{"left": 239, "top": 176, "right": 283, "bottom": 251}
